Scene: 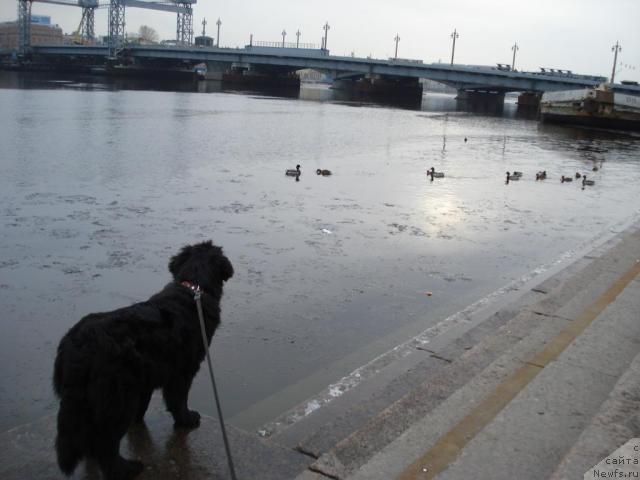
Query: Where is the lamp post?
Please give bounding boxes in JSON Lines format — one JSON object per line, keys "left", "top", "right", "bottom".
{"left": 511, "top": 42, "right": 519, "bottom": 71}
{"left": 216, "top": 18, "right": 221, "bottom": 47}
{"left": 201, "top": 18, "right": 206, "bottom": 37}
{"left": 282, "top": 29, "right": 286, "bottom": 47}
{"left": 323, "top": 21, "right": 330, "bottom": 51}
{"left": 296, "top": 29, "right": 301, "bottom": 48}
{"left": 450, "top": 28, "right": 459, "bottom": 65}
{"left": 394, "top": 34, "right": 400, "bottom": 59}
{"left": 611, "top": 41, "right": 622, "bottom": 84}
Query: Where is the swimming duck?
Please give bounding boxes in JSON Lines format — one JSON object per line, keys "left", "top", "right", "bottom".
{"left": 561, "top": 175, "right": 573, "bottom": 183}
{"left": 506, "top": 171, "right": 520, "bottom": 181}
{"left": 428, "top": 167, "right": 445, "bottom": 178}
{"left": 575, "top": 172, "right": 582, "bottom": 179}
{"left": 316, "top": 169, "right": 332, "bottom": 176}
{"left": 512, "top": 171, "right": 523, "bottom": 178}
{"left": 535, "top": 171, "right": 547, "bottom": 181}
{"left": 582, "top": 175, "right": 595, "bottom": 186}
{"left": 286, "top": 165, "right": 301, "bottom": 176}
{"left": 592, "top": 166, "right": 599, "bottom": 172}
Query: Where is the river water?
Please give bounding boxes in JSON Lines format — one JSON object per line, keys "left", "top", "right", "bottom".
{"left": 1, "top": 72, "right": 639, "bottom": 433}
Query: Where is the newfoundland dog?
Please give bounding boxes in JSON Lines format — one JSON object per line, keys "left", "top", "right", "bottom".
{"left": 53, "top": 241, "right": 233, "bottom": 480}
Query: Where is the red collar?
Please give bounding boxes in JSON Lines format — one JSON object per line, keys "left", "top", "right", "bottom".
{"left": 181, "top": 281, "right": 204, "bottom": 295}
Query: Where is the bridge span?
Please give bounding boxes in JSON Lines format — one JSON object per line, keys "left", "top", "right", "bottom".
{"left": 28, "top": 43, "right": 640, "bottom": 99}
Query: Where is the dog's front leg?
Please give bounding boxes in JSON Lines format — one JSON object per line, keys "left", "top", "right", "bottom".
{"left": 163, "top": 375, "right": 200, "bottom": 429}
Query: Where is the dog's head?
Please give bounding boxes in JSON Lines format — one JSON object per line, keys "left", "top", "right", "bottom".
{"left": 169, "top": 241, "right": 234, "bottom": 295}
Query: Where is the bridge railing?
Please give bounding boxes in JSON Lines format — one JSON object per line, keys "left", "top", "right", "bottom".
{"left": 249, "top": 40, "right": 318, "bottom": 50}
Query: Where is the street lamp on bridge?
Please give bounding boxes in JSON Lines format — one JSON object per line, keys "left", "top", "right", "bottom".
{"left": 611, "top": 41, "right": 622, "bottom": 83}
{"left": 394, "top": 34, "right": 400, "bottom": 59}
{"left": 216, "top": 18, "right": 221, "bottom": 47}
{"left": 450, "top": 28, "right": 459, "bottom": 65}
{"left": 296, "top": 29, "right": 301, "bottom": 48}
{"left": 282, "top": 29, "right": 287, "bottom": 47}
{"left": 511, "top": 42, "right": 519, "bottom": 71}
{"left": 201, "top": 18, "right": 207, "bottom": 37}
{"left": 323, "top": 22, "right": 330, "bottom": 51}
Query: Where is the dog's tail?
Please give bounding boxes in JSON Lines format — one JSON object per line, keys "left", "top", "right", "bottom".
{"left": 54, "top": 344, "right": 89, "bottom": 475}
{"left": 55, "top": 396, "right": 88, "bottom": 475}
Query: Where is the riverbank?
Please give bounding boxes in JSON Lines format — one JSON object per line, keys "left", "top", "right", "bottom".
{"left": 2, "top": 219, "right": 639, "bottom": 479}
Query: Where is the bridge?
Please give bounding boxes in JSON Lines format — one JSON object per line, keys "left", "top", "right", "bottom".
{"left": 9, "top": 0, "right": 640, "bottom": 101}
{"left": 28, "top": 43, "right": 640, "bottom": 100}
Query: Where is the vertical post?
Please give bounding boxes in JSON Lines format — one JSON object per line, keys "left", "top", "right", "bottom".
{"left": 249, "top": 33, "right": 253, "bottom": 47}
{"left": 450, "top": 28, "right": 459, "bottom": 65}
{"left": 611, "top": 41, "right": 622, "bottom": 84}
{"left": 511, "top": 42, "right": 519, "bottom": 70}
{"left": 216, "top": 18, "right": 221, "bottom": 47}
{"left": 18, "top": 0, "right": 32, "bottom": 55}
{"left": 323, "top": 21, "right": 330, "bottom": 51}
{"left": 296, "top": 29, "right": 301, "bottom": 48}
{"left": 394, "top": 34, "right": 400, "bottom": 59}
{"left": 201, "top": 18, "right": 207, "bottom": 37}
{"left": 281, "top": 29, "right": 286, "bottom": 47}
{"left": 108, "top": 0, "right": 125, "bottom": 57}
{"left": 176, "top": 2, "right": 193, "bottom": 46}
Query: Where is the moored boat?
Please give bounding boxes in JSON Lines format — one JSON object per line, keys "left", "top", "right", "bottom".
{"left": 540, "top": 84, "right": 640, "bottom": 131}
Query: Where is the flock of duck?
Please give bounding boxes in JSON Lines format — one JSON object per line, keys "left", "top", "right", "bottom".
{"left": 285, "top": 165, "right": 332, "bottom": 178}
{"left": 505, "top": 167, "right": 597, "bottom": 186}
{"left": 286, "top": 164, "right": 598, "bottom": 187}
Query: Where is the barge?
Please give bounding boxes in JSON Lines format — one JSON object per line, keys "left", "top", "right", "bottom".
{"left": 540, "top": 84, "right": 640, "bottom": 131}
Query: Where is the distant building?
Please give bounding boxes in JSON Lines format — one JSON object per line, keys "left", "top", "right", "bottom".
{"left": 0, "top": 20, "right": 63, "bottom": 50}
{"left": 298, "top": 69, "right": 331, "bottom": 83}
{"left": 194, "top": 35, "right": 213, "bottom": 47}
{"left": 31, "top": 15, "right": 51, "bottom": 26}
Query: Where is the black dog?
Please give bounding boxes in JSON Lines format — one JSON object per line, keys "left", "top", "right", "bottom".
{"left": 53, "top": 241, "right": 233, "bottom": 480}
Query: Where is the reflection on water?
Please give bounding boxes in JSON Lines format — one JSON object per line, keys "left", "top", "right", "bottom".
{"left": 0, "top": 71, "right": 530, "bottom": 116}
{"left": 0, "top": 70, "right": 639, "bottom": 433}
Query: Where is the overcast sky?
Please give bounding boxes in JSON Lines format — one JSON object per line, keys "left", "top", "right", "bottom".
{"left": 1, "top": 0, "right": 638, "bottom": 81}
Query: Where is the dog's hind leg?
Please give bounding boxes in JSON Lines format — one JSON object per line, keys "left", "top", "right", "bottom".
{"left": 135, "top": 388, "right": 153, "bottom": 423}
{"left": 163, "top": 375, "right": 200, "bottom": 429}
{"left": 94, "top": 431, "right": 144, "bottom": 480}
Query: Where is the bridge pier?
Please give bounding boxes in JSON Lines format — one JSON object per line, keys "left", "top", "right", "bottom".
{"left": 517, "top": 91, "right": 542, "bottom": 108}
{"left": 221, "top": 65, "right": 300, "bottom": 88}
{"left": 332, "top": 74, "right": 423, "bottom": 100}
{"left": 456, "top": 89, "right": 505, "bottom": 114}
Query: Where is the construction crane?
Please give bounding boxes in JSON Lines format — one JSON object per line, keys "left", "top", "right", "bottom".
{"left": 17, "top": 0, "right": 197, "bottom": 54}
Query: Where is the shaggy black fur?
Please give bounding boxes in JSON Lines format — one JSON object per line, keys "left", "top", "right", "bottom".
{"left": 53, "top": 241, "right": 233, "bottom": 480}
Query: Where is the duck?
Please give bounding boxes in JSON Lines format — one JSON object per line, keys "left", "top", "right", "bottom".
{"left": 592, "top": 166, "right": 599, "bottom": 172}
{"left": 575, "top": 172, "right": 582, "bottom": 179}
{"left": 506, "top": 171, "right": 520, "bottom": 181}
{"left": 286, "top": 165, "right": 301, "bottom": 176}
{"left": 561, "top": 175, "right": 573, "bottom": 183}
{"left": 535, "top": 170, "right": 547, "bottom": 181}
{"left": 428, "top": 167, "right": 445, "bottom": 178}
{"left": 582, "top": 175, "right": 595, "bottom": 186}
{"left": 512, "top": 171, "right": 523, "bottom": 178}
{"left": 316, "top": 169, "right": 332, "bottom": 176}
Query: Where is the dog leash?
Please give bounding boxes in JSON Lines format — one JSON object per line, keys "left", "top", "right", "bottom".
{"left": 193, "top": 287, "right": 238, "bottom": 480}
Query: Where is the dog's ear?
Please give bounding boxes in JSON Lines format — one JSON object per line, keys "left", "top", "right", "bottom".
{"left": 169, "top": 245, "right": 193, "bottom": 278}
{"left": 216, "top": 254, "right": 234, "bottom": 282}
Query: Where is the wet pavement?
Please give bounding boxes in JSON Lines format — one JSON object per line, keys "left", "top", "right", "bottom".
{"left": 1, "top": 72, "right": 640, "bottom": 435}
